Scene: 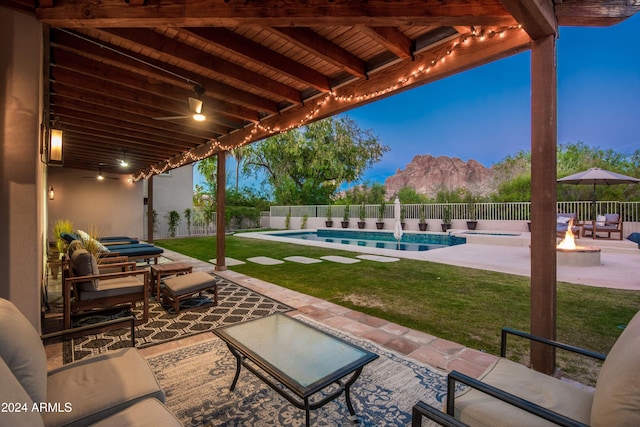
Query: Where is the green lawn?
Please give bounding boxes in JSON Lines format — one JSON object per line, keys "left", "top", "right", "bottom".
{"left": 155, "top": 234, "right": 640, "bottom": 385}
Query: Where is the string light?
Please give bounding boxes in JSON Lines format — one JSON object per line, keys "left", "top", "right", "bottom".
{"left": 133, "top": 25, "right": 521, "bottom": 182}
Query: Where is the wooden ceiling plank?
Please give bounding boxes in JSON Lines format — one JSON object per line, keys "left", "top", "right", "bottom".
{"left": 97, "top": 27, "right": 301, "bottom": 105}
{"left": 36, "top": 0, "right": 517, "bottom": 27}
{"left": 498, "top": 0, "right": 557, "bottom": 38}
{"left": 358, "top": 26, "right": 414, "bottom": 60}
{"left": 269, "top": 27, "right": 367, "bottom": 79}
{"left": 52, "top": 29, "right": 264, "bottom": 122}
{"left": 185, "top": 27, "right": 331, "bottom": 92}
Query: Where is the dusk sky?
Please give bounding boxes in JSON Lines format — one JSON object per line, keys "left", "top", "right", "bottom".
{"left": 195, "top": 14, "right": 640, "bottom": 189}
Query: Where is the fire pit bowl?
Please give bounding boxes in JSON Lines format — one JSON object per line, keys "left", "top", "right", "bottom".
{"left": 556, "top": 246, "right": 601, "bottom": 267}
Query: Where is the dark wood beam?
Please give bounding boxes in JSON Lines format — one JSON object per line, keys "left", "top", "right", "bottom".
{"left": 36, "top": 0, "right": 516, "bottom": 28}
{"left": 530, "top": 34, "right": 557, "bottom": 375}
{"left": 556, "top": 0, "right": 640, "bottom": 26}
{"left": 499, "top": 0, "right": 557, "bottom": 38}
{"left": 359, "top": 26, "right": 414, "bottom": 60}
{"left": 185, "top": 27, "right": 331, "bottom": 92}
{"left": 269, "top": 27, "right": 367, "bottom": 79}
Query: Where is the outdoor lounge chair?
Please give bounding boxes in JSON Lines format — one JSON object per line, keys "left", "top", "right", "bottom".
{"left": 411, "top": 310, "right": 640, "bottom": 427}
{"left": 582, "top": 213, "right": 623, "bottom": 240}
{"left": 61, "top": 232, "right": 164, "bottom": 263}
{"left": 556, "top": 212, "right": 580, "bottom": 238}
{"left": 63, "top": 246, "right": 150, "bottom": 329}
{"left": 0, "top": 298, "right": 181, "bottom": 427}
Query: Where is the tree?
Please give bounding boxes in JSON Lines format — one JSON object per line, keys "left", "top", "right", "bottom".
{"left": 243, "top": 116, "right": 389, "bottom": 205}
{"left": 196, "top": 157, "right": 217, "bottom": 194}
{"left": 230, "top": 146, "right": 245, "bottom": 191}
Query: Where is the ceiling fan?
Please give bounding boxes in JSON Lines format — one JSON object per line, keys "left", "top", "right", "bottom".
{"left": 153, "top": 85, "right": 206, "bottom": 122}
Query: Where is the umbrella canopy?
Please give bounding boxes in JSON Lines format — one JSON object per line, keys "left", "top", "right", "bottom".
{"left": 557, "top": 167, "right": 640, "bottom": 219}
{"left": 557, "top": 167, "right": 640, "bottom": 186}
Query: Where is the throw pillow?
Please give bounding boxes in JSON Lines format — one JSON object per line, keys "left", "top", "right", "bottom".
{"left": 596, "top": 215, "right": 606, "bottom": 226}
{"left": 557, "top": 216, "right": 571, "bottom": 224}
{"left": 70, "top": 248, "right": 100, "bottom": 291}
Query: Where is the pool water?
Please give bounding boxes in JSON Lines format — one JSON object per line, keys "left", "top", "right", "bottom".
{"left": 266, "top": 229, "right": 466, "bottom": 251}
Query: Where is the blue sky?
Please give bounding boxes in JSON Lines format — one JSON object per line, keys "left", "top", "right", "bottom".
{"left": 196, "top": 14, "right": 640, "bottom": 188}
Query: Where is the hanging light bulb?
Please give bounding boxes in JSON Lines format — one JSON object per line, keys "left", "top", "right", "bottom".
{"left": 97, "top": 169, "right": 105, "bottom": 181}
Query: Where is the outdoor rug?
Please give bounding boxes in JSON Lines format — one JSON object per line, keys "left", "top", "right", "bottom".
{"left": 145, "top": 316, "right": 452, "bottom": 426}
{"left": 63, "top": 274, "right": 293, "bottom": 363}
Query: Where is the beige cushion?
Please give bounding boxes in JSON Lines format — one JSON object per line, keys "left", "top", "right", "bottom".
{"left": 591, "top": 310, "right": 640, "bottom": 426}
{"left": 78, "top": 276, "right": 144, "bottom": 301}
{"left": 70, "top": 248, "right": 100, "bottom": 291}
{"left": 0, "top": 357, "right": 45, "bottom": 427}
{"left": 0, "top": 298, "right": 48, "bottom": 404}
{"left": 43, "top": 348, "right": 165, "bottom": 427}
{"left": 88, "top": 398, "right": 182, "bottom": 427}
{"left": 163, "top": 271, "right": 216, "bottom": 296}
{"left": 452, "top": 358, "right": 594, "bottom": 427}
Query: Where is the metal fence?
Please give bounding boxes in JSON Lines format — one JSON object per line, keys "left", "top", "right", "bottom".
{"left": 144, "top": 201, "right": 640, "bottom": 238}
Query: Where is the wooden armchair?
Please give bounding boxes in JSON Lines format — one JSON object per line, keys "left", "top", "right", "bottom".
{"left": 412, "top": 310, "right": 640, "bottom": 427}
{"left": 582, "top": 213, "right": 623, "bottom": 240}
{"left": 63, "top": 248, "right": 149, "bottom": 329}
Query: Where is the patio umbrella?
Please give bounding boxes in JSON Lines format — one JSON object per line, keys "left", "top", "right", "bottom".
{"left": 393, "top": 197, "right": 403, "bottom": 248}
{"left": 557, "top": 167, "right": 640, "bottom": 219}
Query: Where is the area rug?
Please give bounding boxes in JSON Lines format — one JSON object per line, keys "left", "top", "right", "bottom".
{"left": 146, "top": 316, "right": 453, "bottom": 426}
{"left": 63, "top": 275, "right": 293, "bottom": 363}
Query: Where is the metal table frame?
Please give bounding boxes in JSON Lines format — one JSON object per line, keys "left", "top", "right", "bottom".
{"left": 214, "top": 313, "right": 378, "bottom": 426}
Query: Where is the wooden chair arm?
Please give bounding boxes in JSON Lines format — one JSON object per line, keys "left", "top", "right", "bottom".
{"left": 64, "top": 269, "right": 149, "bottom": 285}
{"left": 411, "top": 400, "right": 469, "bottom": 427}
{"left": 41, "top": 315, "right": 136, "bottom": 347}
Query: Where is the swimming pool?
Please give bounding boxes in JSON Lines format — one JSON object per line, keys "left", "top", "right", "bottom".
{"left": 266, "top": 229, "right": 466, "bottom": 251}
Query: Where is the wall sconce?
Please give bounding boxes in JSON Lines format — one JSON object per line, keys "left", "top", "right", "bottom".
{"left": 48, "top": 128, "right": 64, "bottom": 166}
{"left": 48, "top": 186, "right": 55, "bottom": 200}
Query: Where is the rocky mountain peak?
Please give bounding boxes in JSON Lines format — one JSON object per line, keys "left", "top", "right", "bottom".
{"left": 384, "top": 154, "right": 497, "bottom": 198}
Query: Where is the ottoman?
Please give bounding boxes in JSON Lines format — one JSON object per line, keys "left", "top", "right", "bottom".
{"left": 161, "top": 271, "right": 218, "bottom": 313}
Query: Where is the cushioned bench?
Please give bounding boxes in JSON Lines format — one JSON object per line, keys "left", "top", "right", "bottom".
{"left": 161, "top": 271, "right": 218, "bottom": 313}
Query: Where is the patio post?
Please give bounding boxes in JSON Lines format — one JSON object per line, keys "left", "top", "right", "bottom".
{"left": 147, "top": 175, "right": 154, "bottom": 244}
{"left": 216, "top": 151, "right": 227, "bottom": 271}
{"left": 530, "top": 34, "right": 557, "bottom": 375}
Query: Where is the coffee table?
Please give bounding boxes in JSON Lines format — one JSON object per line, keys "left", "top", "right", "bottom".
{"left": 214, "top": 313, "right": 379, "bottom": 426}
{"left": 149, "top": 262, "right": 192, "bottom": 297}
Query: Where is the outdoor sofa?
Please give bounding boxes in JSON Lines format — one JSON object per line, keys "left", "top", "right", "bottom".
{"left": 0, "top": 298, "right": 181, "bottom": 427}
{"left": 412, "top": 309, "right": 640, "bottom": 426}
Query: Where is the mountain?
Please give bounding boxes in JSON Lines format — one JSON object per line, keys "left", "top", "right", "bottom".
{"left": 384, "top": 155, "right": 498, "bottom": 198}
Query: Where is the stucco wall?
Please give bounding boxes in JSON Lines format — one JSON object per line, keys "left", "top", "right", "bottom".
{"left": 47, "top": 167, "right": 144, "bottom": 241}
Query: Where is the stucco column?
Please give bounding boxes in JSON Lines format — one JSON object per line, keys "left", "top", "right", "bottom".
{"left": 0, "top": 11, "right": 44, "bottom": 329}
{"left": 530, "top": 34, "right": 558, "bottom": 375}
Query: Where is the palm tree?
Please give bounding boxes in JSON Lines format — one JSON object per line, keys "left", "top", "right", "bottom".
{"left": 230, "top": 146, "right": 245, "bottom": 191}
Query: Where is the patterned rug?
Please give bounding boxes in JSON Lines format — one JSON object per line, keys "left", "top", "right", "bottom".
{"left": 146, "top": 316, "right": 453, "bottom": 426}
{"left": 63, "top": 275, "right": 293, "bottom": 363}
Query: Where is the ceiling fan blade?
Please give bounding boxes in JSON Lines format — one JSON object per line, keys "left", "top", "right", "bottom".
{"left": 153, "top": 115, "right": 191, "bottom": 121}
{"left": 188, "top": 97, "right": 203, "bottom": 114}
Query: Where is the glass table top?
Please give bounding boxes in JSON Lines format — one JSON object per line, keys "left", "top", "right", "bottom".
{"left": 216, "top": 313, "right": 377, "bottom": 390}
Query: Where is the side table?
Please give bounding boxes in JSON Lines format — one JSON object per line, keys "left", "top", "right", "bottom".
{"left": 150, "top": 262, "right": 193, "bottom": 298}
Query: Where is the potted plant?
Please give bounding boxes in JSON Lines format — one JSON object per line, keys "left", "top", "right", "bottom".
{"left": 325, "top": 205, "right": 333, "bottom": 228}
{"left": 418, "top": 205, "right": 428, "bottom": 231}
{"left": 466, "top": 202, "right": 478, "bottom": 230}
{"left": 358, "top": 203, "right": 366, "bottom": 229}
{"left": 341, "top": 204, "right": 350, "bottom": 228}
{"left": 441, "top": 206, "right": 451, "bottom": 232}
{"left": 376, "top": 202, "right": 386, "bottom": 229}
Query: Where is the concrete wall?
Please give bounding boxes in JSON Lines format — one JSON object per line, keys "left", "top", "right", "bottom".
{"left": 47, "top": 167, "right": 144, "bottom": 240}
{"left": 0, "top": 10, "right": 44, "bottom": 328}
